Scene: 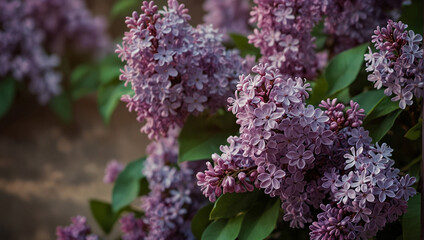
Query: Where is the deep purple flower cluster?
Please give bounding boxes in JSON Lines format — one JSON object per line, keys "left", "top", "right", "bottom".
{"left": 325, "top": 0, "right": 403, "bottom": 53}
{"left": 103, "top": 160, "right": 124, "bottom": 184}
{"left": 197, "top": 63, "right": 416, "bottom": 238}
{"left": 120, "top": 129, "right": 205, "bottom": 240}
{"left": 248, "top": 0, "right": 327, "bottom": 79}
{"left": 365, "top": 20, "right": 424, "bottom": 109}
{"left": 116, "top": 0, "right": 249, "bottom": 140}
{"left": 0, "top": 0, "right": 108, "bottom": 103}
{"left": 56, "top": 216, "right": 98, "bottom": 240}
{"left": 203, "top": 0, "right": 251, "bottom": 38}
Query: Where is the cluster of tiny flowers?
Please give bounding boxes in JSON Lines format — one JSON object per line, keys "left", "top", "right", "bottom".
{"left": 0, "top": 0, "right": 108, "bottom": 103}
{"left": 310, "top": 142, "right": 416, "bottom": 239}
{"left": 365, "top": 20, "right": 424, "bottom": 109}
{"left": 203, "top": 0, "right": 251, "bottom": 38}
{"left": 103, "top": 160, "right": 124, "bottom": 184}
{"left": 248, "top": 0, "right": 328, "bottom": 79}
{"left": 197, "top": 63, "right": 415, "bottom": 238}
{"left": 56, "top": 216, "right": 98, "bottom": 240}
{"left": 116, "top": 0, "right": 249, "bottom": 140}
{"left": 325, "top": 0, "right": 403, "bottom": 53}
{"left": 120, "top": 129, "right": 205, "bottom": 240}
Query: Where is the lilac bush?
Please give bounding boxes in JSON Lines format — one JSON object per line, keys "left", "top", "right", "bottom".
{"left": 0, "top": 0, "right": 108, "bottom": 103}
{"left": 56, "top": 216, "right": 99, "bottom": 240}
{"left": 365, "top": 20, "right": 424, "bottom": 109}
{"left": 203, "top": 0, "right": 251, "bottom": 38}
{"left": 116, "top": 0, "right": 250, "bottom": 140}
{"left": 197, "top": 63, "right": 416, "bottom": 238}
{"left": 120, "top": 129, "right": 205, "bottom": 240}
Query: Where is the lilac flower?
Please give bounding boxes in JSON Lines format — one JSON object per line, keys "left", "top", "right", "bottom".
{"left": 56, "top": 216, "right": 98, "bottom": 240}
{"left": 257, "top": 164, "right": 286, "bottom": 191}
{"left": 103, "top": 160, "right": 124, "bottom": 184}
{"left": 203, "top": 0, "right": 251, "bottom": 39}
{"left": 0, "top": 0, "right": 108, "bottom": 104}
{"left": 373, "top": 179, "right": 398, "bottom": 202}
{"left": 365, "top": 20, "right": 424, "bottom": 109}
{"left": 395, "top": 175, "right": 416, "bottom": 201}
{"left": 123, "top": 129, "right": 205, "bottom": 239}
{"left": 198, "top": 63, "right": 416, "bottom": 239}
{"left": 117, "top": 0, "right": 249, "bottom": 140}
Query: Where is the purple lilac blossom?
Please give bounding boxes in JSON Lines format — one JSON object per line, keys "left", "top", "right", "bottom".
{"left": 103, "top": 160, "right": 125, "bottom": 184}
{"left": 248, "top": 0, "right": 327, "bottom": 79}
{"left": 56, "top": 216, "right": 98, "bottom": 240}
{"left": 325, "top": 0, "right": 404, "bottom": 53}
{"left": 365, "top": 20, "right": 424, "bottom": 109}
{"left": 0, "top": 0, "right": 108, "bottom": 103}
{"left": 120, "top": 128, "right": 205, "bottom": 240}
{"left": 197, "top": 63, "right": 416, "bottom": 238}
{"left": 116, "top": 0, "right": 250, "bottom": 140}
{"left": 203, "top": 0, "right": 251, "bottom": 39}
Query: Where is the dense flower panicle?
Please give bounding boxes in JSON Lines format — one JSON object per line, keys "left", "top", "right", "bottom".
{"left": 325, "top": 0, "right": 403, "bottom": 53}
{"left": 203, "top": 0, "right": 251, "bottom": 38}
{"left": 197, "top": 63, "right": 416, "bottom": 238}
{"left": 120, "top": 129, "right": 205, "bottom": 240}
{"left": 248, "top": 0, "right": 327, "bottom": 79}
{"left": 0, "top": 0, "right": 108, "bottom": 103}
{"left": 103, "top": 160, "right": 124, "bottom": 183}
{"left": 56, "top": 216, "right": 98, "bottom": 240}
{"left": 116, "top": 0, "right": 249, "bottom": 140}
{"left": 365, "top": 20, "right": 424, "bottom": 109}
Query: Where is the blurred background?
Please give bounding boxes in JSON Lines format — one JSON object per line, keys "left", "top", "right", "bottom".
{"left": 0, "top": 0, "right": 204, "bottom": 239}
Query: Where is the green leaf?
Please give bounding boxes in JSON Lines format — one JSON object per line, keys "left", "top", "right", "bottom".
{"left": 229, "top": 33, "right": 260, "bottom": 58}
{"left": 112, "top": 157, "right": 146, "bottom": 212}
{"left": 308, "top": 76, "right": 328, "bottom": 105}
{"left": 202, "top": 213, "right": 245, "bottom": 240}
{"left": 191, "top": 204, "right": 214, "bottom": 240}
{"left": 365, "top": 109, "right": 402, "bottom": 143}
{"left": 99, "top": 54, "right": 123, "bottom": 85}
{"left": 365, "top": 96, "right": 400, "bottom": 121}
{"left": 49, "top": 92, "right": 72, "bottom": 124}
{"left": 325, "top": 43, "right": 368, "bottom": 96}
{"left": 70, "top": 64, "right": 100, "bottom": 100}
{"left": 0, "top": 77, "right": 16, "bottom": 118}
{"left": 90, "top": 199, "right": 121, "bottom": 234}
{"left": 178, "top": 110, "right": 239, "bottom": 163}
{"left": 404, "top": 118, "right": 422, "bottom": 141}
{"left": 311, "top": 21, "right": 327, "bottom": 51}
{"left": 210, "top": 191, "right": 259, "bottom": 220}
{"left": 111, "top": 0, "right": 139, "bottom": 19}
{"left": 238, "top": 197, "right": 280, "bottom": 240}
{"left": 403, "top": 193, "right": 420, "bottom": 240}
{"left": 400, "top": 0, "right": 423, "bottom": 34}
{"left": 352, "top": 90, "right": 385, "bottom": 114}
{"left": 98, "top": 82, "right": 132, "bottom": 124}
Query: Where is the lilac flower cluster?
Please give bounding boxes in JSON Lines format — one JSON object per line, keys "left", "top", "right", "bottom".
{"left": 365, "top": 20, "right": 424, "bottom": 109}
{"left": 0, "top": 0, "right": 108, "bottom": 103}
{"left": 56, "top": 216, "right": 98, "bottom": 240}
{"left": 325, "top": 0, "right": 403, "bottom": 53}
{"left": 116, "top": 0, "right": 249, "bottom": 140}
{"left": 120, "top": 129, "right": 205, "bottom": 240}
{"left": 248, "top": 0, "right": 327, "bottom": 79}
{"left": 203, "top": 0, "right": 251, "bottom": 38}
{"left": 248, "top": 0, "right": 405, "bottom": 78}
{"left": 103, "top": 160, "right": 124, "bottom": 184}
{"left": 197, "top": 63, "right": 416, "bottom": 238}
{"left": 311, "top": 143, "right": 416, "bottom": 239}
